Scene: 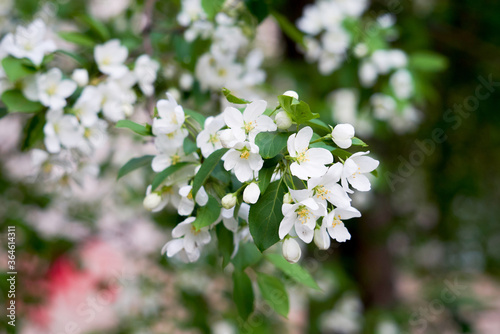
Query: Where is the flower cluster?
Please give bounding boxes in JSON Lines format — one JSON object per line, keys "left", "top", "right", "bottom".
{"left": 133, "top": 90, "right": 378, "bottom": 264}
{"left": 0, "top": 19, "right": 159, "bottom": 187}
{"left": 297, "top": 0, "right": 425, "bottom": 135}
{"left": 177, "top": 0, "right": 265, "bottom": 97}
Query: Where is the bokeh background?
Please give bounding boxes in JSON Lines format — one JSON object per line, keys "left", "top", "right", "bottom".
{"left": 1, "top": 0, "right": 499, "bottom": 333}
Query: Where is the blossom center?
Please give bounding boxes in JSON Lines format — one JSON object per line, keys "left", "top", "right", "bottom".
{"left": 240, "top": 147, "right": 250, "bottom": 160}
{"left": 187, "top": 190, "right": 193, "bottom": 200}
{"left": 190, "top": 226, "right": 200, "bottom": 235}
{"left": 46, "top": 84, "right": 57, "bottom": 96}
{"left": 244, "top": 121, "right": 255, "bottom": 134}
{"left": 314, "top": 185, "right": 330, "bottom": 200}
{"left": 208, "top": 134, "right": 219, "bottom": 144}
{"left": 296, "top": 205, "right": 311, "bottom": 224}
{"left": 296, "top": 150, "right": 309, "bottom": 163}
{"left": 171, "top": 154, "right": 181, "bottom": 165}
{"left": 331, "top": 218, "right": 342, "bottom": 228}
{"left": 101, "top": 56, "right": 111, "bottom": 66}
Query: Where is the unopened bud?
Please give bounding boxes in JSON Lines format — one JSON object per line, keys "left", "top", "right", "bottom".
{"left": 222, "top": 193, "right": 237, "bottom": 209}
{"left": 314, "top": 229, "right": 331, "bottom": 250}
{"left": 143, "top": 192, "right": 162, "bottom": 211}
{"left": 275, "top": 111, "right": 293, "bottom": 130}
{"left": 283, "top": 193, "right": 293, "bottom": 204}
{"left": 283, "top": 90, "right": 299, "bottom": 99}
{"left": 243, "top": 182, "right": 260, "bottom": 204}
{"left": 71, "top": 68, "right": 89, "bottom": 87}
{"left": 282, "top": 238, "right": 301, "bottom": 263}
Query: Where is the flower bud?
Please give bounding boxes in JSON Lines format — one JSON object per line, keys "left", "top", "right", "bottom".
{"left": 222, "top": 193, "right": 237, "bottom": 209}
{"left": 283, "top": 90, "right": 299, "bottom": 99}
{"left": 283, "top": 193, "right": 293, "bottom": 204}
{"left": 143, "top": 192, "right": 162, "bottom": 211}
{"left": 314, "top": 229, "right": 331, "bottom": 250}
{"left": 331, "top": 123, "right": 355, "bottom": 149}
{"left": 282, "top": 238, "right": 301, "bottom": 264}
{"left": 275, "top": 111, "right": 293, "bottom": 130}
{"left": 71, "top": 69, "right": 89, "bottom": 87}
{"left": 243, "top": 182, "right": 260, "bottom": 204}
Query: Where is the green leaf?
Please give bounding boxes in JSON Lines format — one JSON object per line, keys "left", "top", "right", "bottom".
{"left": 0, "top": 107, "right": 7, "bottom": 119}
{"left": 2, "top": 57, "right": 37, "bottom": 82}
{"left": 271, "top": 11, "right": 305, "bottom": 47}
{"left": 201, "top": 0, "right": 225, "bottom": 19}
{"left": 222, "top": 87, "right": 251, "bottom": 104}
{"left": 21, "top": 112, "right": 46, "bottom": 150}
{"left": 192, "top": 148, "right": 228, "bottom": 198}
{"left": 249, "top": 179, "right": 287, "bottom": 251}
{"left": 257, "top": 273, "right": 289, "bottom": 317}
{"left": 305, "top": 119, "right": 331, "bottom": 135}
{"left": 244, "top": 0, "right": 270, "bottom": 22}
{"left": 117, "top": 155, "right": 154, "bottom": 180}
{"left": 216, "top": 223, "right": 234, "bottom": 268}
{"left": 232, "top": 242, "right": 262, "bottom": 271}
{"left": 55, "top": 50, "right": 87, "bottom": 65}
{"left": 254, "top": 132, "right": 289, "bottom": 159}
{"left": 331, "top": 147, "right": 352, "bottom": 160}
{"left": 184, "top": 108, "right": 206, "bottom": 128}
{"left": 257, "top": 165, "right": 275, "bottom": 194}
{"left": 193, "top": 195, "right": 221, "bottom": 230}
{"left": 266, "top": 253, "right": 320, "bottom": 290}
{"left": 116, "top": 120, "right": 153, "bottom": 136}
{"left": 78, "top": 15, "right": 110, "bottom": 41}
{"left": 183, "top": 137, "right": 198, "bottom": 155}
{"left": 409, "top": 51, "right": 448, "bottom": 72}
{"left": 278, "top": 95, "right": 319, "bottom": 124}
{"left": 233, "top": 270, "right": 254, "bottom": 320}
{"left": 351, "top": 137, "right": 368, "bottom": 147}
{"left": 152, "top": 162, "right": 192, "bottom": 190}
{"left": 58, "top": 31, "right": 96, "bottom": 48}
{"left": 371, "top": 169, "right": 378, "bottom": 177}
{"left": 1, "top": 90, "right": 44, "bottom": 113}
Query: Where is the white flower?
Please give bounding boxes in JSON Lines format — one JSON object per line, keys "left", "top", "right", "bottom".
{"left": 152, "top": 93, "right": 185, "bottom": 135}
{"left": 314, "top": 227, "right": 330, "bottom": 250}
{"left": 134, "top": 54, "right": 159, "bottom": 96}
{"left": 275, "top": 111, "right": 293, "bottom": 130}
{"left": 341, "top": 151, "right": 379, "bottom": 193}
{"left": 94, "top": 39, "right": 129, "bottom": 78}
{"left": 359, "top": 61, "right": 378, "bottom": 87}
{"left": 143, "top": 192, "right": 162, "bottom": 211}
{"left": 177, "top": 0, "right": 206, "bottom": 26}
{"left": 89, "top": 0, "right": 130, "bottom": 21}
{"left": 331, "top": 123, "right": 355, "bottom": 149}
{"left": 283, "top": 90, "right": 299, "bottom": 99}
{"left": 287, "top": 126, "right": 333, "bottom": 180}
{"left": 223, "top": 100, "right": 276, "bottom": 144}
{"left": 282, "top": 238, "right": 301, "bottom": 264}
{"left": 371, "top": 93, "right": 396, "bottom": 120}
{"left": 73, "top": 86, "right": 102, "bottom": 127}
{"left": 279, "top": 189, "right": 327, "bottom": 243}
{"left": 243, "top": 182, "right": 260, "bottom": 204}
{"left": 222, "top": 141, "right": 263, "bottom": 182}
{"left": 1, "top": 19, "right": 56, "bottom": 66}
{"left": 321, "top": 27, "right": 350, "bottom": 54}
{"left": 196, "top": 115, "right": 225, "bottom": 158}
{"left": 221, "top": 193, "right": 237, "bottom": 209}
{"left": 178, "top": 185, "right": 209, "bottom": 216}
{"left": 143, "top": 185, "right": 168, "bottom": 212}
{"left": 296, "top": 4, "right": 324, "bottom": 35}
{"left": 195, "top": 53, "right": 243, "bottom": 91}
{"left": 161, "top": 217, "right": 211, "bottom": 263}
{"left": 321, "top": 206, "right": 361, "bottom": 242}
{"left": 216, "top": 206, "right": 238, "bottom": 232}
{"left": 37, "top": 68, "right": 77, "bottom": 109}
{"left": 308, "top": 163, "right": 351, "bottom": 208}
{"left": 390, "top": 69, "right": 413, "bottom": 100}
{"left": 151, "top": 144, "right": 191, "bottom": 172}
{"left": 43, "top": 109, "right": 84, "bottom": 153}
{"left": 98, "top": 75, "right": 137, "bottom": 122}
{"left": 71, "top": 69, "right": 89, "bottom": 87}
{"left": 179, "top": 72, "right": 194, "bottom": 90}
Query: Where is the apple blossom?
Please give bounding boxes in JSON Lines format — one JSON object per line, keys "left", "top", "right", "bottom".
{"left": 282, "top": 238, "right": 302, "bottom": 264}
{"left": 341, "top": 152, "right": 379, "bottom": 193}
{"left": 275, "top": 111, "right": 293, "bottom": 130}
{"left": 222, "top": 141, "right": 263, "bottom": 182}
{"left": 223, "top": 100, "right": 276, "bottom": 144}
{"left": 331, "top": 123, "right": 355, "bottom": 149}
{"left": 1, "top": 19, "right": 56, "bottom": 66}
{"left": 307, "top": 163, "right": 351, "bottom": 208}
{"left": 152, "top": 93, "right": 185, "bottom": 135}
{"left": 287, "top": 126, "right": 333, "bottom": 180}
{"left": 197, "top": 115, "right": 225, "bottom": 158}
{"left": 37, "top": 68, "right": 77, "bottom": 110}
{"left": 178, "top": 185, "right": 209, "bottom": 216}
{"left": 243, "top": 182, "right": 260, "bottom": 204}
{"left": 222, "top": 193, "right": 237, "bottom": 209}
{"left": 94, "top": 39, "right": 129, "bottom": 78}
{"left": 162, "top": 217, "right": 211, "bottom": 263}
